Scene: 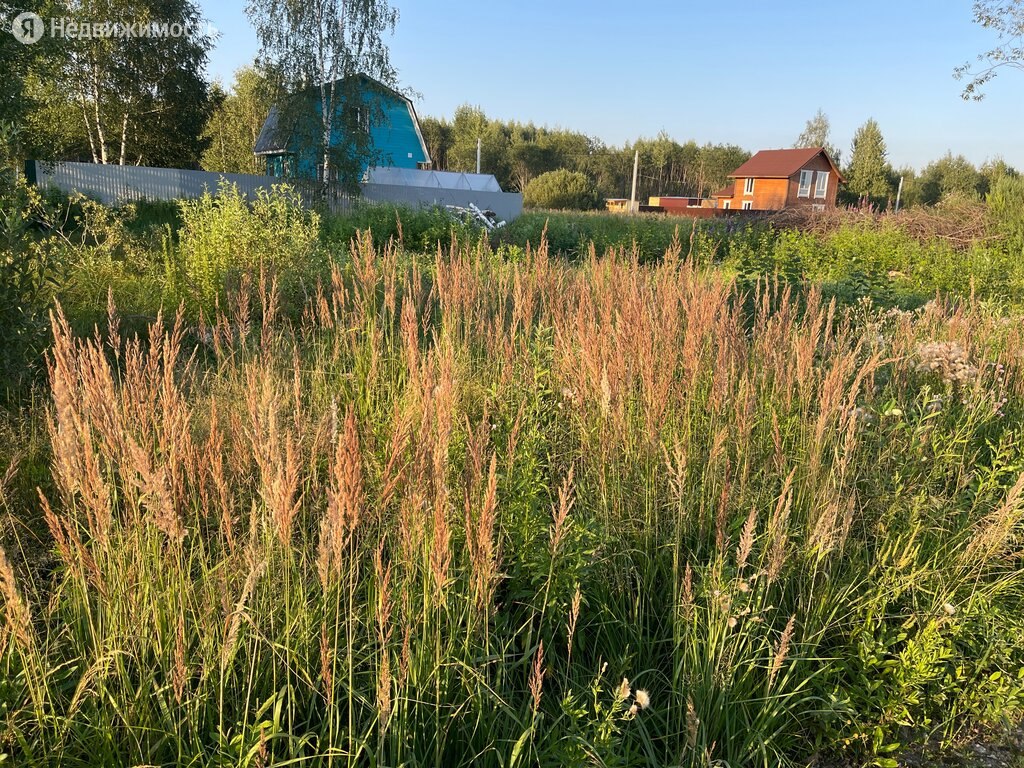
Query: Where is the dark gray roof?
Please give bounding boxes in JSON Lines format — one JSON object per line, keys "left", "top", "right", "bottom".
{"left": 253, "top": 106, "right": 289, "bottom": 156}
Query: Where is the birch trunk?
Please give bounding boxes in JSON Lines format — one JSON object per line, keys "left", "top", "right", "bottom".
{"left": 118, "top": 112, "right": 129, "bottom": 166}
{"left": 91, "top": 60, "right": 108, "bottom": 164}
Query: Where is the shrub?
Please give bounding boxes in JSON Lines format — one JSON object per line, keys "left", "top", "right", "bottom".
{"left": 494, "top": 209, "right": 738, "bottom": 263}
{"left": 523, "top": 169, "right": 600, "bottom": 211}
{"left": 0, "top": 124, "right": 54, "bottom": 395}
{"left": 988, "top": 174, "right": 1024, "bottom": 249}
{"left": 175, "top": 183, "right": 322, "bottom": 314}
{"left": 322, "top": 201, "right": 486, "bottom": 254}
{"left": 124, "top": 199, "right": 183, "bottom": 237}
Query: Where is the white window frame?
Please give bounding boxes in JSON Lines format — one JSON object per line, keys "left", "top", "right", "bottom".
{"left": 722, "top": 200, "right": 731, "bottom": 209}
{"left": 798, "top": 170, "right": 813, "bottom": 198}
{"left": 814, "top": 171, "right": 829, "bottom": 199}
{"left": 742, "top": 200, "right": 753, "bottom": 210}
{"left": 744, "top": 177, "right": 754, "bottom": 196}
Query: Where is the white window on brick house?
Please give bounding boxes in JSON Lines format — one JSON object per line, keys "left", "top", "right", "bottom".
{"left": 744, "top": 177, "right": 754, "bottom": 196}
{"left": 742, "top": 200, "right": 753, "bottom": 210}
{"left": 815, "top": 171, "right": 829, "bottom": 199}
{"left": 798, "top": 170, "right": 813, "bottom": 197}
{"left": 722, "top": 200, "right": 731, "bottom": 209}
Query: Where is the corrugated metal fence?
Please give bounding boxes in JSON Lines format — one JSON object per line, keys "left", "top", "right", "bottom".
{"left": 27, "top": 161, "right": 524, "bottom": 222}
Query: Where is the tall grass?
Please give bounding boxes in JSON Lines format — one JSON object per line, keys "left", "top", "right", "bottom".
{"left": 2, "top": 230, "right": 1024, "bottom": 766}
{"left": 493, "top": 209, "right": 720, "bottom": 262}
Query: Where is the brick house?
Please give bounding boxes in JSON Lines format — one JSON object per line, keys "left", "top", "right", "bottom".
{"left": 713, "top": 147, "right": 844, "bottom": 211}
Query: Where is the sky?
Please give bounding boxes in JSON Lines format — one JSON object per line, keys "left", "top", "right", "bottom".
{"left": 198, "top": 0, "right": 1024, "bottom": 171}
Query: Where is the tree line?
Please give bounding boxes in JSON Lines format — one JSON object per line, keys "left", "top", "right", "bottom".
{"left": 841, "top": 115, "right": 1017, "bottom": 208}
{"left": 417, "top": 106, "right": 752, "bottom": 202}
{"left": 2, "top": 0, "right": 1018, "bottom": 209}
{"left": 196, "top": 70, "right": 1021, "bottom": 211}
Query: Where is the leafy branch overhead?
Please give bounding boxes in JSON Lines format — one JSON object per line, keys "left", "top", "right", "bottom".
{"left": 955, "top": 0, "right": 1024, "bottom": 100}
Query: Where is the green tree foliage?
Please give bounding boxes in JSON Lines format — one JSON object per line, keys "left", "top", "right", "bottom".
{"left": 523, "top": 169, "right": 600, "bottom": 210}
{"left": 846, "top": 119, "right": 894, "bottom": 201}
{"left": 0, "top": 1, "right": 28, "bottom": 128}
{"left": 20, "top": 70, "right": 90, "bottom": 161}
{"left": 201, "top": 66, "right": 278, "bottom": 175}
{"left": 57, "top": 0, "right": 214, "bottom": 167}
{"left": 1, "top": 4, "right": 31, "bottom": 132}
{"left": 447, "top": 105, "right": 513, "bottom": 182}
{"left": 987, "top": 174, "right": 1024, "bottom": 247}
{"left": 6, "top": 0, "right": 214, "bottom": 167}
{"left": 246, "top": 0, "right": 398, "bottom": 189}
{"left": 1, "top": 0, "right": 86, "bottom": 161}
{"left": 955, "top": 0, "right": 1024, "bottom": 99}
{"left": 508, "top": 137, "right": 558, "bottom": 192}
{"left": 422, "top": 105, "right": 749, "bottom": 202}
{"left": 917, "top": 153, "right": 987, "bottom": 205}
{"left": 891, "top": 166, "right": 919, "bottom": 208}
{"left": 794, "top": 108, "right": 841, "bottom": 166}
{"left": 980, "top": 157, "right": 1019, "bottom": 189}
{"left": 419, "top": 116, "right": 452, "bottom": 171}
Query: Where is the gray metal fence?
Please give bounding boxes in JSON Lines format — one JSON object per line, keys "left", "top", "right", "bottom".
{"left": 27, "top": 160, "right": 524, "bottom": 222}
{"left": 361, "top": 183, "right": 522, "bottom": 222}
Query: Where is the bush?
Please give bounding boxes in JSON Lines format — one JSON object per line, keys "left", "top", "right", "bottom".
{"left": 175, "top": 183, "right": 322, "bottom": 314}
{"left": 987, "top": 174, "right": 1024, "bottom": 249}
{"left": 0, "top": 124, "right": 54, "bottom": 396}
{"left": 495, "top": 209, "right": 756, "bottom": 263}
{"left": 523, "top": 169, "right": 600, "bottom": 211}
{"left": 124, "top": 199, "right": 183, "bottom": 237}
{"left": 322, "top": 202, "right": 486, "bottom": 254}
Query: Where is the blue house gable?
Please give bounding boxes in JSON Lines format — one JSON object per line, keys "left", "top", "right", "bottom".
{"left": 254, "top": 74, "right": 431, "bottom": 180}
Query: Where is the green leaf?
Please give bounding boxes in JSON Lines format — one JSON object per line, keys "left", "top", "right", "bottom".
{"left": 507, "top": 726, "right": 534, "bottom": 768}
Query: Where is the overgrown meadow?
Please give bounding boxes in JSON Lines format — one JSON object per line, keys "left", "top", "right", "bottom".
{"left": 2, "top": 185, "right": 1024, "bottom": 767}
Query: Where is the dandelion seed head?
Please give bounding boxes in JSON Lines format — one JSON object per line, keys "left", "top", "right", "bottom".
{"left": 635, "top": 689, "right": 650, "bottom": 710}
{"left": 618, "top": 677, "right": 631, "bottom": 700}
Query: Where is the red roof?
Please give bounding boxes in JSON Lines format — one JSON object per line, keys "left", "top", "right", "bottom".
{"left": 728, "top": 147, "right": 845, "bottom": 183}
{"left": 712, "top": 184, "right": 735, "bottom": 198}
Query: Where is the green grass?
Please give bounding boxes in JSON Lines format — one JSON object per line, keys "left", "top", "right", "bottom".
{"left": 1, "top": 187, "right": 1024, "bottom": 766}
{"left": 493, "top": 208, "right": 714, "bottom": 262}
{"left": 321, "top": 200, "right": 489, "bottom": 254}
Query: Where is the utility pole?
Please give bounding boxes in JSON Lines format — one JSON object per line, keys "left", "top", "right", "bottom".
{"left": 476, "top": 138, "right": 481, "bottom": 175}
{"left": 629, "top": 150, "right": 639, "bottom": 213}
{"left": 894, "top": 175, "right": 904, "bottom": 213}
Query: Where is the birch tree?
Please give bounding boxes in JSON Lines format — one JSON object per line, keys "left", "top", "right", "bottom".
{"left": 63, "top": 0, "right": 213, "bottom": 166}
{"left": 794, "top": 108, "right": 841, "bottom": 166}
{"left": 956, "top": 0, "right": 1024, "bottom": 100}
{"left": 246, "top": 0, "right": 399, "bottom": 191}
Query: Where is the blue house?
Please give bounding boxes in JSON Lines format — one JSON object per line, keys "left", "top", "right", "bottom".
{"left": 253, "top": 74, "right": 431, "bottom": 181}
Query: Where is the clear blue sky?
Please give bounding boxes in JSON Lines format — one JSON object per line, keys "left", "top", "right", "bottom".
{"left": 199, "top": 0, "right": 1024, "bottom": 171}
